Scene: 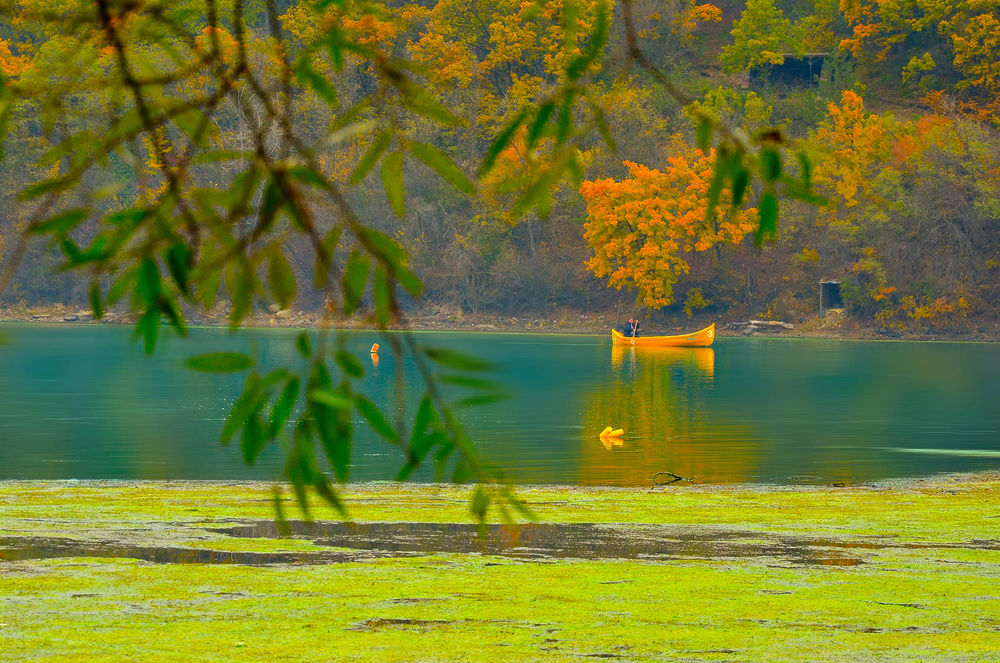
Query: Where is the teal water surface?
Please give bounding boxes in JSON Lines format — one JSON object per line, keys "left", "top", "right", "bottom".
{"left": 1, "top": 324, "right": 998, "bottom": 485}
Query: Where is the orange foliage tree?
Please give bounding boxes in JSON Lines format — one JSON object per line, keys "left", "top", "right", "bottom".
{"left": 579, "top": 144, "right": 757, "bottom": 309}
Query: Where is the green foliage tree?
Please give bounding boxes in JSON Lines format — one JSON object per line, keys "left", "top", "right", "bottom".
{"left": 720, "top": 0, "right": 793, "bottom": 73}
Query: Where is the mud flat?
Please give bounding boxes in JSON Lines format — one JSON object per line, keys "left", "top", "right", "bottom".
{"left": 2, "top": 475, "right": 1000, "bottom": 661}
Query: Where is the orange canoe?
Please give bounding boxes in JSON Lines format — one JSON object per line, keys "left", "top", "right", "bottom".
{"left": 611, "top": 323, "right": 715, "bottom": 347}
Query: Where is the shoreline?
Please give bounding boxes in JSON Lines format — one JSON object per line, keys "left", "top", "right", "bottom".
{"left": 4, "top": 469, "right": 997, "bottom": 491}
{"left": 3, "top": 302, "right": 998, "bottom": 342}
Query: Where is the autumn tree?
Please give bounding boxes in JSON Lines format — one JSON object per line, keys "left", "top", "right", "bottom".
{"left": 580, "top": 142, "right": 757, "bottom": 309}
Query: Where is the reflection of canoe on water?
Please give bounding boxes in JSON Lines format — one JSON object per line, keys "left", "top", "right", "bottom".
{"left": 611, "top": 345, "right": 714, "bottom": 377}
{"left": 611, "top": 323, "right": 715, "bottom": 347}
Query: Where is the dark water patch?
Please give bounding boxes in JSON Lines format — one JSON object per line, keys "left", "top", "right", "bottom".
{"left": 8, "top": 521, "right": 994, "bottom": 566}
{"left": 814, "top": 538, "right": 1000, "bottom": 551}
{"left": 350, "top": 617, "right": 456, "bottom": 632}
{"left": 0, "top": 536, "right": 406, "bottom": 565}
{"left": 207, "top": 520, "right": 867, "bottom": 567}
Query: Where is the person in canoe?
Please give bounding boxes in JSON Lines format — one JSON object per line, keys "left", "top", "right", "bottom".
{"left": 618, "top": 318, "right": 639, "bottom": 338}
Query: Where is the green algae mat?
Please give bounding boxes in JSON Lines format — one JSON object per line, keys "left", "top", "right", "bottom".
{"left": 2, "top": 476, "right": 1000, "bottom": 661}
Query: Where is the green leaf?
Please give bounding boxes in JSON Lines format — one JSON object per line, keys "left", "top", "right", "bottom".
{"left": 312, "top": 474, "right": 348, "bottom": 517}
{"left": 398, "top": 81, "right": 464, "bottom": 127}
{"left": 186, "top": 352, "right": 254, "bottom": 373}
{"left": 357, "top": 228, "right": 421, "bottom": 298}
{"left": 395, "top": 265, "right": 423, "bottom": 298}
{"left": 325, "top": 24, "right": 346, "bottom": 68}
{"left": 313, "top": 384, "right": 352, "bottom": 482}
{"left": 108, "top": 267, "right": 137, "bottom": 306}
{"left": 696, "top": 115, "right": 713, "bottom": 153}
{"left": 755, "top": 190, "right": 779, "bottom": 245}
{"left": 511, "top": 170, "right": 555, "bottom": 219}
{"left": 381, "top": 151, "right": 405, "bottom": 218}
{"left": 451, "top": 457, "right": 473, "bottom": 484}
{"left": 563, "top": 0, "right": 579, "bottom": 51}
{"left": 107, "top": 208, "right": 149, "bottom": 228}
{"left": 158, "top": 295, "right": 187, "bottom": 336}
{"left": 432, "top": 441, "right": 455, "bottom": 481}
{"left": 269, "top": 378, "right": 300, "bottom": 438}
{"left": 228, "top": 267, "right": 254, "bottom": 326}
{"left": 731, "top": 169, "right": 750, "bottom": 209}
{"left": 351, "top": 132, "right": 392, "bottom": 185}
{"left": 408, "top": 142, "right": 474, "bottom": 195}
{"left": 260, "top": 369, "right": 292, "bottom": 390}
{"left": 411, "top": 396, "right": 436, "bottom": 442}
{"left": 356, "top": 396, "right": 399, "bottom": 444}
{"left": 136, "top": 306, "right": 159, "bottom": 355}
{"left": 288, "top": 165, "right": 326, "bottom": 188}
{"left": 32, "top": 208, "right": 89, "bottom": 236}
{"left": 470, "top": 485, "right": 490, "bottom": 522}
{"left": 197, "top": 267, "right": 222, "bottom": 310}
{"left": 267, "top": 247, "right": 297, "bottom": 309}
{"left": 60, "top": 239, "right": 82, "bottom": 264}
{"left": 335, "top": 350, "right": 364, "bottom": 378}
{"left": 241, "top": 415, "right": 267, "bottom": 464}
{"left": 479, "top": 108, "right": 528, "bottom": 177}
{"left": 286, "top": 424, "right": 313, "bottom": 520}
{"left": 137, "top": 257, "right": 161, "bottom": 304}
{"left": 565, "top": 0, "right": 609, "bottom": 79}
{"left": 358, "top": 227, "right": 406, "bottom": 263}
{"left": 259, "top": 178, "right": 284, "bottom": 232}
{"left": 425, "top": 348, "right": 496, "bottom": 372}
{"left": 556, "top": 92, "right": 575, "bottom": 146}
{"left": 342, "top": 250, "right": 371, "bottom": 315}
{"left": 296, "top": 62, "right": 339, "bottom": 107}
{"left": 761, "top": 148, "right": 782, "bottom": 182}
{"left": 271, "top": 486, "right": 291, "bottom": 537}
{"left": 797, "top": 150, "right": 812, "bottom": 188}
{"left": 20, "top": 175, "right": 71, "bottom": 201}
{"left": 174, "top": 107, "right": 215, "bottom": 147}
{"left": 705, "top": 148, "right": 737, "bottom": 222}
{"left": 527, "top": 101, "right": 555, "bottom": 149}
{"left": 221, "top": 375, "right": 263, "bottom": 444}
{"left": 308, "top": 389, "right": 354, "bottom": 410}
{"left": 88, "top": 283, "right": 103, "bottom": 320}
{"left": 166, "top": 242, "right": 191, "bottom": 293}
{"left": 296, "top": 332, "right": 312, "bottom": 358}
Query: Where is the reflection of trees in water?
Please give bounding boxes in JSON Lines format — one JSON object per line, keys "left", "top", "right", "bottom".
{"left": 582, "top": 346, "right": 761, "bottom": 485}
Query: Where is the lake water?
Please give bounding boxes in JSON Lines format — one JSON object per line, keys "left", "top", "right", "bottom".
{"left": 1, "top": 324, "right": 998, "bottom": 486}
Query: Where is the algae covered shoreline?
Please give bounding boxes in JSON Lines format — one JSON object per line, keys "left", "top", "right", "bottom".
{"left": 3, "top": 475, "right": 1000, "bottom": 661}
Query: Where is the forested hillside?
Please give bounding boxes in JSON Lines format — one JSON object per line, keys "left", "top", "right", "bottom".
{"left": 1, "top": 0, "right": 997, "bottom": 333}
